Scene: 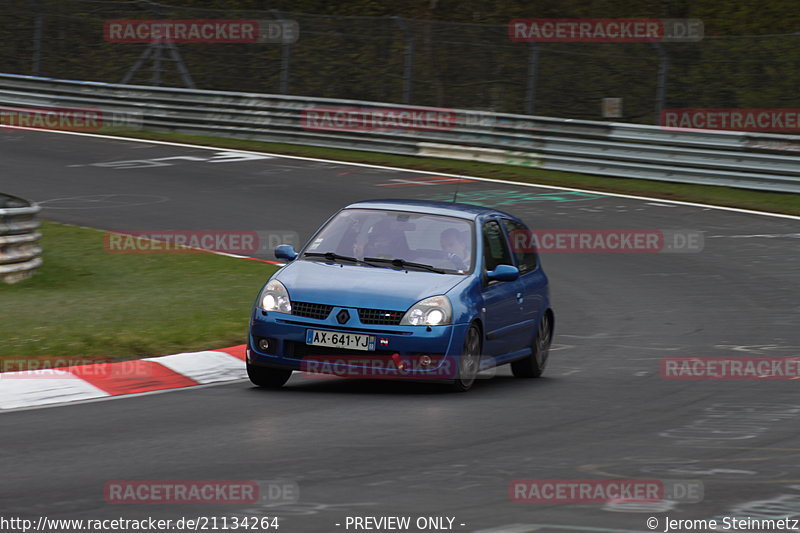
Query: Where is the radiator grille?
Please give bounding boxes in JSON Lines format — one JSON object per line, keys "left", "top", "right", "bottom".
{"left": 291, "top": 301, "right": 333, "bottom": 320}
{"left": 358, "top": 308, "right": 404, "bottom": 325}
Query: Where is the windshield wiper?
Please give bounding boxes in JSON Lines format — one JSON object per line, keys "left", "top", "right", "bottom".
{"left": 304, "top": 252, "right": 446, "bottom": 273}
{"left": 304, "top": 251, "right": 363, "bottom": 264}
{"left": 363, "top": 257, "right": 446, "bottom": 274}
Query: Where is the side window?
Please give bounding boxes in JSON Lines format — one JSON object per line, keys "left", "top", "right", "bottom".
{"left": 482, "top": 220, "right": 513, "bottom": 272}
{"left": 502, "top": 219, "right": 537, "bottom": 273}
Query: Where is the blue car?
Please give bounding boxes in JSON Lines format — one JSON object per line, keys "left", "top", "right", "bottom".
{"left": 246, "top": 199, "right": 554, "bottom": 391}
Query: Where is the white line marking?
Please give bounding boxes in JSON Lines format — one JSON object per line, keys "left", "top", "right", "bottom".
{"left": 6, "top": 126, "right": 799, "bottom": 221}
{"left": 471, "top": 525, "right": 543, "bottom": 533}
{"left": 709, "top": 233, "right": 800, "bottom": 238}
{"left": 473, "top": 525, "right": 650, "bottom": 533}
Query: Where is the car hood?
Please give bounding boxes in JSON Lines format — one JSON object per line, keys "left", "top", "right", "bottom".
{"left": 274, "top": 259, "right": 467, "bottom": 311}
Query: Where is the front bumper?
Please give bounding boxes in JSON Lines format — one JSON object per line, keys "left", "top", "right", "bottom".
{"left": 247, "top": 307, "right": 469, "bottom": 379}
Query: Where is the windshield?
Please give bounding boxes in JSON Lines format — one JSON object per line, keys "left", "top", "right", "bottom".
{"left": 303, "top": 208, "right": 474, "bottom": 274}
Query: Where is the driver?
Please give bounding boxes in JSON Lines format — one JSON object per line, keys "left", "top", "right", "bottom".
{"left": 440, "top": 228, "right": 469, "bottom": 270}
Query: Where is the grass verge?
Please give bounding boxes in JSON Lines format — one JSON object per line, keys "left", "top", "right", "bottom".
{"left": 0, "top": 221, "right": 277, "bottom": 362}
{"left": 114, "top": 129, "right": 800, "bottom": 216}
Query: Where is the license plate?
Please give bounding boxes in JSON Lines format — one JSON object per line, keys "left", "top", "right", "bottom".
{"left": 306, "top": 330, "right": 375, "bottom": 351}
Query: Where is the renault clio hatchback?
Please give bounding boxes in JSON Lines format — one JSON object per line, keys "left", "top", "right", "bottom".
{"left": 246, "top": 199, "right": 554, "bottom": 391}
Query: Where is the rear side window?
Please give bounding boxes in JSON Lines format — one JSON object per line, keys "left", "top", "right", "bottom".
{"left": 482, "top": 220, "right": 513, "bottom": 272}
{"left": 502, "top": 219, "right": 537, "bottom": 273}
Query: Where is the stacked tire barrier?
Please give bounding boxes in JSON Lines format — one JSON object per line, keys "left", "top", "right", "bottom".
{"left": 1, "top": 73, "right": 800, "bottom": 193}
{"left": 0, "top": 193, "right": 42, "bottom": 284}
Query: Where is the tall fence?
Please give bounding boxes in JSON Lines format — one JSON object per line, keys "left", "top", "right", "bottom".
{"left": 0, "top": 193, "right": 42, "bottom": 284}
{"left": 1, "top": 1, "right": 800, "bottom": 124}
{"left": 2, "top": 73, "right": 799, "bottom": 193}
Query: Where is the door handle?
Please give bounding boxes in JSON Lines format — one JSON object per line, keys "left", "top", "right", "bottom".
{"left": 516, "top": 292, "right": 524, "bottom": 304}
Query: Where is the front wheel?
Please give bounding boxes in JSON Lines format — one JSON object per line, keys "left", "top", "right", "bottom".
{"left": 452, "top": 324, "right": 481, "bottom": 392}
{"left": 511, "top": 312, "right": 552, "bottom": 378}
{"left": 247, "top": 363, "right": 292, "bottom": 388}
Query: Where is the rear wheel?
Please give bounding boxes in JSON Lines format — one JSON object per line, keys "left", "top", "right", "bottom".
{"left": 247, "top": 363, "right": 292, "bottom": 388}
{"left": 452, "top": 324, "right": 481, "bottom": 392}
{"left": 511, "top": 312, "right": 552, "bottom": 378}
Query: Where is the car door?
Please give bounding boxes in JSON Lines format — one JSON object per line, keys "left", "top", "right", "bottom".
{"left": 502, "top": 218, "right": 547, "bottom": 349}
{"left": 479, "top": 218, "right": 528, "bottom": 358}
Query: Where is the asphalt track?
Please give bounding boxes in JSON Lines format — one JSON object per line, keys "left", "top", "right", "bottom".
{"left": 2, "top": 129, "right": 800, "bottom": 532}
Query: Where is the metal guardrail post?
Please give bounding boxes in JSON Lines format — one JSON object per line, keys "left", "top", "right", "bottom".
{"left": 524, "top": 42, "right": 540, "bottom": 116}
{"left": 29, "top": 0, "right": 44, "bottom": 76}
{"left": 652, "top": 43, "right": 670, "bottom": 125}
{"left": 271, "top": 10, "right": 293, "bottom": 95}
{"left": 395, "top": 17, "right": 415, "bottom": 105}
{"left": 0, "top": 193, "right": 42, "bottom": 284}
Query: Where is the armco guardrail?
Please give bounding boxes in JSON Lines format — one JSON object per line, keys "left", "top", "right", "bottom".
{"left": 0, "top": 193, "right": 42, "bottom": 284}
{"left": 1, "top": 73, "right": 799, "bottom": 193}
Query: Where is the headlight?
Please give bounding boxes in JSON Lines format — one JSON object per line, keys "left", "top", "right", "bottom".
{"left": 400, "top": 295, "right": 452, "bottom": 326}
{"left": 259, "top": 279, "right": 292, "bottom": 313}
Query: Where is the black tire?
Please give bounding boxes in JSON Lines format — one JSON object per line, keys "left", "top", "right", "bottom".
{"left": 511, "top": 311, "right": 552, "bottom": 378}
{"left": 247, "top": 363, "right": 292, "bottom": 388}
{"left": 452, "top": 324, "right": 482, "bottom": 392}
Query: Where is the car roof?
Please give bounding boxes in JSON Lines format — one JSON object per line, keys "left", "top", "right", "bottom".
{"left": 343, "top": 199, "right": 520, "bottom": 222}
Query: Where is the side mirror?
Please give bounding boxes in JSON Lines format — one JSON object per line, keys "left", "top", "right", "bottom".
{"left": 487, "top": 264, "right": 519, "bottom": 282}
{"left": 274, "top": 244, "right": 298, "bottom": 261}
